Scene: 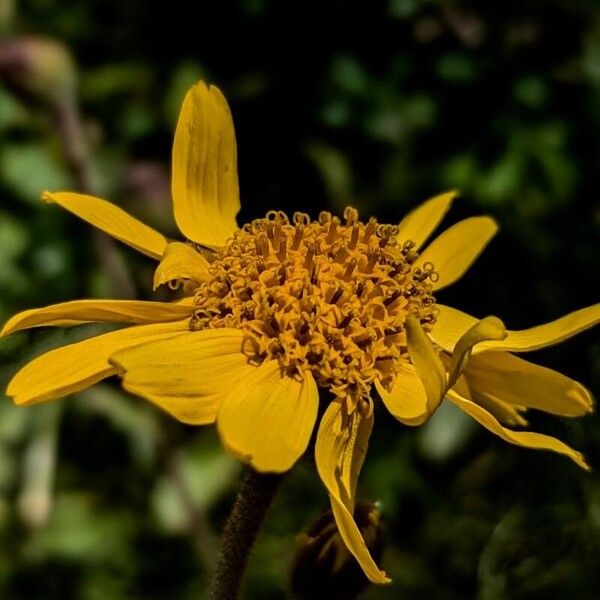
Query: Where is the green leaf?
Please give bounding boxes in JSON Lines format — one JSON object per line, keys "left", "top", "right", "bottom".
{"left": 0, "top": 143, "right": 71, "bottom": 204}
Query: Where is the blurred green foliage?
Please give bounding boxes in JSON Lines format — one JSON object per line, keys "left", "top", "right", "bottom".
{"left": 0, "top": 0, "right": 599, "bottom": 598}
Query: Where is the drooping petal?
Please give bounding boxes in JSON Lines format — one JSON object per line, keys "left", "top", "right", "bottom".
{"left": 405, "top": 316, "right": 447, "bottom": 416}
{"left": 476, "top": 303, "right": 600, "bottom": 353}
{"left": 1, "top": 299, "right": 194, "bottom": 336}
{"left": 171, "top": 81, "right": 240, "bottom": 248}
{"left": 375, "top": 364, "right": 430, "bottom": 426}
{"left": 391, "top": 316, "right": 505, "bottom": 425}
{"left": 448, "top": 390, "right": 589, "bottom": 470}
{"left": 6, "top": 321, "right": 189, "bottom": 406}
{"left": 454, "top": 375, "right": 528, "bottom": 427}
{"left": 110, "top": 328, "right": 250, "bottom": 425}
{"left": 153, "top": 242, "right": 211, "bottom": 290}
{"left": 217, "top": 362, "right": 318, "bottom": 473}
{"left": 465, "top": 351, "right": 594, "bottom": 417}
{"left": 396, "top": 190, "right": 457, "bottom": 249}
{"left": 415, "top": 216, "right": 498, "bottom": 291}
{"left": 315, "top": 401, "right": 389, "bottom": 584}
{"left": 43, "top": 192, "right": 167, "bottom": 259}
{"left": 447, "top": 316, "right": 506, "bottom": 387}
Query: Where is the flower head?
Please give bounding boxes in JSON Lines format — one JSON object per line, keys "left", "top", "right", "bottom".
{"left": 3, "top": 81, "right": 599, "bottom": 584}
{"left": 192, "top": 206, "right": 439, "bottom": 404}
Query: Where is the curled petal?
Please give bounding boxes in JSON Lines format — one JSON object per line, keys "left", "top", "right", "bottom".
{"left": 406, "top": 316, "right": 447, "bottom": 416}
{"left": 375, "top": 364, "right": 430, "bottom": 426}
{"left": 315, "top": 401, "right": 390, "bottom": 584}
{"left": 416, "top": 216, "right": 498, "bottom": 291}
{"left": 476, "top": 303, "right": 600, "bottom": 353}
{"left": 386, "top": 316, "right": 505, "bottom": 426}
{"left": 172, "top": 81, "right": 240, "bottom": 248}
{"left": 448, "top": 390, "right": 589, "bottom": 470}
{"left": 217, "top": 362, "right": 319, "bottom": 473}
{"left": 396, "top": 190, "right": 457, "bottom": 250}
{"left": 43, "top": 191, "right": 167, "bottom": 259}
{"left": 447, "top": 316, "right": 506, "bottom": 387}
{"left": 428, "top": 304, "right": 477, "bottom": 352}
{"left": 153, "top": 242, "right": 211, "bottom": 290}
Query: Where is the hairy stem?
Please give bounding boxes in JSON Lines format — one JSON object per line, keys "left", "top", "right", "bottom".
{"left": 207, "top": 469, "right": 285, "bottom": 599}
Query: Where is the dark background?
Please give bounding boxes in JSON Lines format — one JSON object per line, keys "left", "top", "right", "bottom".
{"left": 0, "top": 0, "right": 599, "bottom": 597}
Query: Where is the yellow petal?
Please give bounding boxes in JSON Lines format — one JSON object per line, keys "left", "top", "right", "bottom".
{"left": 476, "top": 303, "right": 600, "bottom": 353}
{"left": 43, "top": 191, "right": 167, "bottom": 259}
{"left": 415, "top": 216, "right": 498, "bottom": 291}
{"left": 153, "top": 242, "right": 211, "bottom": 290}
{"left": 406, "top": 315, "right": 447, "bottom": 416}
{"left": 315, "top": 401, "right": 390, "bottom": 584}
{"left": 447, "top": 316, "right": 506, "bottom": 387}
{"left": 469, "top": 390, "right": 528, "bottom": 427}
{"left": 432, "top": 303, "right": 600, "bottom": 355}
{"left": 428, "top": 304, "right": 478, "bottom": 352}
{"left": 448, "top": 390, "right": 589, "bottom": 470}
{"left": 217, "top": 362, "right": 318, "bottom": 473}
{"left": 172, "top": 81, "right": 240, "bottom": 248}
{"left": 375, "top": 364, "right": 430, "bottom": 426}
{"left": 6, "top": 321, "right": 189, "bottom": 406}
{"left": 454, "top": 374, "right": 528, "bottom": 426}
{"left": 465, "top": 351, "right": 594, "bottom": 417}
{"left": 1, "top": 299, "right": 193, "bottom": 336}
{"left": 111, "top": 328, "right": 251, "bottom": 425}
{"left": 396, "top": 190, "right": 458, "bottom": 249}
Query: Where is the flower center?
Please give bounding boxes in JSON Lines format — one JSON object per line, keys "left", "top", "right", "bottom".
{"left": 191, "top": 208, "right": 438, "bottom": 403}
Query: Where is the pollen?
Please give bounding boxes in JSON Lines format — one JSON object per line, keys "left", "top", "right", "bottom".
{"left": 191, "top": 208, "right": 438, "bottom": 405}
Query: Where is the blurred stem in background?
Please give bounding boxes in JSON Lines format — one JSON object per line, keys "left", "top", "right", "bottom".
{"left": 17, "top": 403, "right": 61, "bottom": 529}
{"left": 0, "top": 35, "right": 134, "bottom": 298}
{"left": 163, "top": 445, "right": 219, "bottom": 572}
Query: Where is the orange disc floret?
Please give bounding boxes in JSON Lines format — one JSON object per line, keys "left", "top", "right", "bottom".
{"left": 191, "top": 207, "right": 438, "bottom": 405}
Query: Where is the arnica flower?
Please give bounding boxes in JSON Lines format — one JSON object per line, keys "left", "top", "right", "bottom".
{"left": 3, "top": 81, "right": 599, "bottom": 583}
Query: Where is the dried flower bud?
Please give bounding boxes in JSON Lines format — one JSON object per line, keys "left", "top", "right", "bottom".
{"left": 291, "top": 501, "right": 384, "bottom": 599}
{"left": 0, "top": 36, "right": 76, "bottom": 107}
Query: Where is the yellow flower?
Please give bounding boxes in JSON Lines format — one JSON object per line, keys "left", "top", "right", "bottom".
{"left": 3, "top": 81, "right": 599, "bottom": 584}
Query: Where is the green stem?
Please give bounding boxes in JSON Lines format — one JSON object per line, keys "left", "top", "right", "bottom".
{"left": 55, "top": 96, "right": 135, "bottom": 298}
{"left": 207, "top": 468, "right": 284, "bottom": 599}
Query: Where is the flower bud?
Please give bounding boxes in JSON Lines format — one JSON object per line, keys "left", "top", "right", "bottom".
{"left": 291, "top": 501, "right": 383, "bottom": 599}
{"left": 0, "top": 36, "right": 76, "bottom": 107}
